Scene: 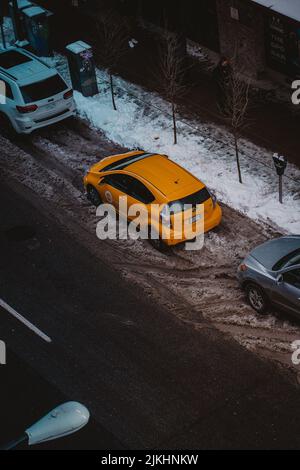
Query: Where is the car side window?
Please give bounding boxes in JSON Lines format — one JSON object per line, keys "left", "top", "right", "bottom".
{"left": 103, "top": 174, "right": 154, "bottom": 204}
{"left": 103, "top": 174, "right": 130, "bottom": 193}
{"left": 284, "top": 269, "right": 300, "bottom": 289}
{"left": 0, "top": 80, "right": 13, "bottom": 100}
{"left": 128, "top": 177, "right": 155, "bottom": 204}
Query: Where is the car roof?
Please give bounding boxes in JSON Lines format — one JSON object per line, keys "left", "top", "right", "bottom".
{"left": 126, "top": 153, "right": 204, "bottom": 198}
{"left": 0, "top": 47, "right": 56, "bottom": 86}
{"left": 250, "top": 235, "right": 300, "bottom": 270}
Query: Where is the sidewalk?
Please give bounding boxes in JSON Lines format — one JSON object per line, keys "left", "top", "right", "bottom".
{"left": 48, "top": 5, "right": 300, "bottom": 171}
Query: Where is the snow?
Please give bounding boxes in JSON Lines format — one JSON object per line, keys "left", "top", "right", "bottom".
{"left": 0, "top": 17, "right": 16, "bottom": 48}
{"left": 60, "top": 64, "right": 300, "bottom": 235}
{"left": 252, "top": 0, "right": 300, "bottom": 22}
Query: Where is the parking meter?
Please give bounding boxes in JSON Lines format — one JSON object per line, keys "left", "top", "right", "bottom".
{"left": 22, "top": 5, "right": 53, "bottom": 56}
{"left": 66, "top": 41, "right": 98, "bottom": 97}
{"left": 273, "top": 154, "right": 287, "bottom": 204}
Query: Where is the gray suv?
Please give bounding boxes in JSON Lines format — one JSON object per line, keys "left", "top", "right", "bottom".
{"left": 237, "top": 236, "right": 300, "bottom": 316}
{"left": 0, "top": 47, "right": 75, "bottom": 134}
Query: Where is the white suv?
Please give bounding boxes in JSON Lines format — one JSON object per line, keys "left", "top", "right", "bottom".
{"left": 0, "top": 47, "right": 75, "bottom": 134}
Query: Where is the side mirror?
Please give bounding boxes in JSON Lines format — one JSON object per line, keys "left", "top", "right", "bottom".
{"left": 98, "top": 177, "right": 105, "bottom": 186}
{"left": 276, "top": 274, "right": 284, "bottom": 285}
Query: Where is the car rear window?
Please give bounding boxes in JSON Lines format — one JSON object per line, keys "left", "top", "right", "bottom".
{"left": 273, "top": 248, "right": 300, "bottom": 271}
{"left": 20, "top": 75, "right": 67, "bottom": 103}
{"left": 0, "top": 51, "right": 32, "bottom": 69}
{"left": 168, "top": 187, "right": 211, "bottom": 214}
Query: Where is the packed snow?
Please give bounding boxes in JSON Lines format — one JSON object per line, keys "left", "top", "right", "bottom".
{"left": 0, "top": 17, "right": 15, "bottom": 48}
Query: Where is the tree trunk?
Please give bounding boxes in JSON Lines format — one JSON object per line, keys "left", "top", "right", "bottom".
{"left": 234, "top": 133, "right": 243, "bottom": 184}
{"left": 172, "top": 101, "right": 177, "bottom": 145}
{"left": 110, "top": 74, "right": 117, "bottom": 111}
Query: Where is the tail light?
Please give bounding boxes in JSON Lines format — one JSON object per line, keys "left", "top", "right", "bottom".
{"left": 239, "top": 264, "right": 248, "bottom": 272}
{"left": 16, "top": 104, "right": 38, "bottom": 114}
{"left": 64, "top": 89, "right": 73, "bottom": 100}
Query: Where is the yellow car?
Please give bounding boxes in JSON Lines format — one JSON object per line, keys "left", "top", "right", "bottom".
{"left": 84, "top": 150, "right": 222, "bottom": 250}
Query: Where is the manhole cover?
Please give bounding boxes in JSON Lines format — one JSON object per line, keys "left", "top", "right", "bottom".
{"left": 4, "top": 225, "right": 36, "bottom": 242}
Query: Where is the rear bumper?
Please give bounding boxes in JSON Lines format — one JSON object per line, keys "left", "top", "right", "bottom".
{"left": 14, "top": 101, "right": 76, "bottom": 134}
{"left": 164, "top": 203, "right": 222, "bottom": 246}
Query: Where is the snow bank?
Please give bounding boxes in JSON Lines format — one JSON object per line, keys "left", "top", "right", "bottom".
{"left": 0, "top": 17, "right": 15, "bottom": 48}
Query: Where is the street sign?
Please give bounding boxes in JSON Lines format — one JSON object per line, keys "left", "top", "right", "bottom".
{"left": 273, "top": 154, "right": 287, "bottom": 204}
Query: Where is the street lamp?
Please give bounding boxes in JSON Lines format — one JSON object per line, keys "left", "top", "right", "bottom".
{"left": 1, "top": 402, "right": 90, "bottom": 450}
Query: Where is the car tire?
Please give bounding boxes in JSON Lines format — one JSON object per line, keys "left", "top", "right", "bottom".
{"left": 0, "top": 113, "right": 16, "bottom": 139}
{"left": 148, "top": 226, "right": 168, "bottom": 252}
{"left": 87, "top": 185, "right": 102, "bottom": 207}
{"left": 246, "top": 283, "right": 268, "bottom": 314}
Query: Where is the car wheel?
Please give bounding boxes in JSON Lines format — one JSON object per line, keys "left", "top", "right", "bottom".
{"left": 148, "top": 227, "right": 168, "bottom": 252}
{"left": 246, "top": 283, "right": 268, "bottom": 314}
{"left": 0, "top": 113, "right": 16, "bottom": 139}
{"left": 87, "top": 185, "right": 102, "bottom": 207}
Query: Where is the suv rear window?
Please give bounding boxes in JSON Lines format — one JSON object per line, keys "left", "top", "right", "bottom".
{"left": 20, "top": 75, "right": 67, "bottom": 103}
{"left": 0, "top": 51, "right": 32, "bottom": 69}
{"left": 168, "top": 187, "right": 211, "bottom": 213}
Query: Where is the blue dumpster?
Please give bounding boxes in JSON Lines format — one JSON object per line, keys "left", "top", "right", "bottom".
{"left": 66, "top": 41, "right": 98, "bottom": 97}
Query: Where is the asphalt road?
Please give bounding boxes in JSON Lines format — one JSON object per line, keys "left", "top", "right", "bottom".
{"left": 1, "top": 181, "right": 300, "bottom": 449}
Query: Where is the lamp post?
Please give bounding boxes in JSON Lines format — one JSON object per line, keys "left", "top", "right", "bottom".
{"left": 1, "top": 402, "right": 90, "bottom": 450}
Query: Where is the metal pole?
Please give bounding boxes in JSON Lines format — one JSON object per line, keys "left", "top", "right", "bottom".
{"left": 279, "top": 174, "right": 283, "bottom": 204}
{"left": 0, "top": 433, "right": 28, "bottom": 450}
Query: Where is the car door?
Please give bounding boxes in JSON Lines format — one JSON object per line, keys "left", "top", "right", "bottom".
{"left": 0, "top": 79, "right": 14, "bottom": 119}
{"left": 99, "top": 173, "right": 154, "bottom": 222}
{"left": 277, "top": 269, "right": 300, "bottom": 315}
{"left": 98, "top": 174, "right": 127, "bottom": 208}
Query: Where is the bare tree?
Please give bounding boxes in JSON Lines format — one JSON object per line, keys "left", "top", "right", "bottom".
{"left": 95, "top": 9, "right": 129, "bottom": 110}
{"left": 219, "top": 60, "right": 250, "bottom": 184}
{"left": 158, "top": 28, "right": 187, "bottom": 145}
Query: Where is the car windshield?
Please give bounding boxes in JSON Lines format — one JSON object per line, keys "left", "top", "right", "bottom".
{"left": 20, "top": 75, "right": 67, "bottom": 103}
{"left": 273, "top": 248, "right": 300, "bottom": 271}
{"left": 168, "top": 187, "right": 211, "bottom": 214}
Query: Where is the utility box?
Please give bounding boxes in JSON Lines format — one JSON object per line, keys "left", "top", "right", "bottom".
{"left": 9, "top": 0, "right": 33, "bottom": 42}
{"left": 22, "top": 5, "right": 53, "bottom": 56}
{"left": 66, "top": 41, "right": 98, "bottom": 97}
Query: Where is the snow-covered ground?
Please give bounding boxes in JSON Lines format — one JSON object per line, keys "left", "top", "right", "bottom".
{"left": 0, "top": 17, "right": 15, "bottom": 48}
{"left": 55, "top": 56, "right": 300, "bottom": 235}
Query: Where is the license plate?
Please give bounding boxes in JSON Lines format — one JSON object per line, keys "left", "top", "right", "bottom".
{"left": 189, "top": 214, "right": 202, "bottom": 224}
{"left": 46, "top": 102, "right": 57, "bottom": 110}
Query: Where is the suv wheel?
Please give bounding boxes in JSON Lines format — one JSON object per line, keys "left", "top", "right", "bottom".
{"left": 246, "top": 283, "right": 268, "bottom": 314}
{"left": 87, "top": 186, "right": 102, "bottom": 207}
